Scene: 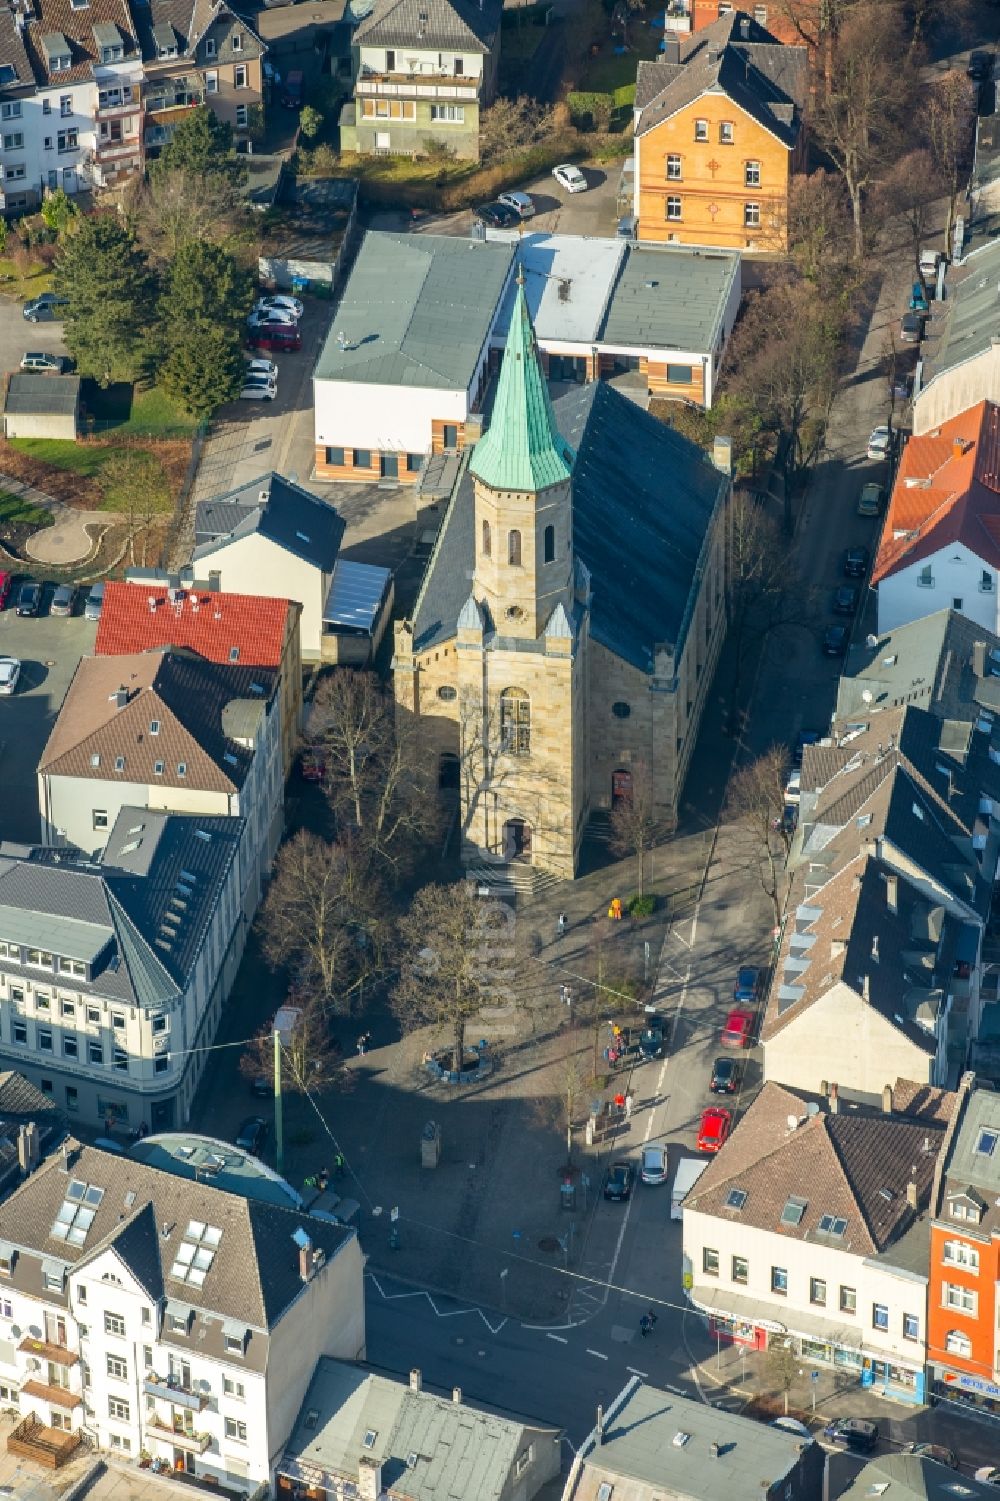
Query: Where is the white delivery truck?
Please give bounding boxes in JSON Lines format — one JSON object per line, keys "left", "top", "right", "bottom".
{"left": 671, "top": 1156, "right": 709, "bottom": 1220}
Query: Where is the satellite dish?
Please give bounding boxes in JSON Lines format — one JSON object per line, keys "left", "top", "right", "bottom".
{"left": 10, "top": 1326, "right": 20, "bottom": 1340}
{"left": 866, "top": 634, "right": 878, "bottom": 648}
{"left": 862, "top": 689, "right": 874, "bottom": 704}
{"left": 786, "top": 1114, "right": 799, "bottom": 1130}
{"left": 806, "top": 1102, "right": 820, "bottom": 1118}
{"left": 27, "top": 1325, "right": 41, "bottom": 1339}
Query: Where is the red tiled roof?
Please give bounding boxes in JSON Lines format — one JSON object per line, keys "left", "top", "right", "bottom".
{"left": 873, "top": 401, "right": 1000, "bottom": 584}
{"left": 96, "top": 582, "right": 290, "bottom": 668}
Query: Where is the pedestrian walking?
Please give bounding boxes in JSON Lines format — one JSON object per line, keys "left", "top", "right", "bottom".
{"left": 614, "top": 1091, "right": 626, "bottom": 1115}
{"left": 557, "top": 912, "right": 567, "bottom": 939}
{"left": 608, "top": 897, "right": 623, "bottom": 922}
{"left": 104, "top": 1113, "right": 113, "bottom": 1136}
{"left": 357, "top": 1031, "right": 372, "bottom": 1056}
{"left": 624, "top": 1093, "right": 633, "bottom": 1121}
{"left": 640, "top": 1313, "right": 652, "bottom": 1338}
{"left": 560, "top": 984, "right": 572, "bottom": 1008}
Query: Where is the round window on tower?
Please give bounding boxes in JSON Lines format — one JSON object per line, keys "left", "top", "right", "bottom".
{"left": 506, "top": 605, "right": 526, "bottom": 622}
{"left": 437, "top": 686, "right": 457, "bottom": 702}
{"left": 612, "top": 702, "right": 631, "bottom": 720}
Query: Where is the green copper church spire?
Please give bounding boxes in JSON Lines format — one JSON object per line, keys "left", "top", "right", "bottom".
{"left": 470, "top": 270, "right": 575, "bottom": 493}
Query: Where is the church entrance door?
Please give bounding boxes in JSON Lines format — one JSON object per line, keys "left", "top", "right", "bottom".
{"left": 503, "top": 818, "right": 532, "bottom": 861}
{"left": 612, "top": 768, "right": 633, "bottom": 807}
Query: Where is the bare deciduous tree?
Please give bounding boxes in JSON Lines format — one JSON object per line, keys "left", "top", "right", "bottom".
{"left": 927, "top": 69, "right": 975, "bottom": 254}
{"left": 726, "top": 491, "right": 807, "bottom": 712}
{"left": 123, "top": 167, "right": 246, "bottom": 266}
{"left": 256, "top": 830, "right": 384, "bottom": 1012}
{"left": 478, "top": 96, "right": 556, "bottom": 165}
{"left": 877, "top": 148, "right": 945, "bottom": 279}
{"left": 787, "top": 169, "right": 855, "bottom": 292}
{"left": 608, "top": 762, "right": 661, "bottom": 898}
{"left": 99, "top": 449, "right": 173, "bottom": 567}
{"left": 725, "top": 745, "right": 793, "bottom": 926}
{"left": 393, "top": 882, "right": 513, "bottom": 1072}
{"left": 239, "top": 989, "right": 345, "bottom": 1094}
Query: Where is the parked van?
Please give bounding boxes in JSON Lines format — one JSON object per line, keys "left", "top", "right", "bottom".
{"left": 671, "top": 1156, "right": 709, "bottom": 1219}
{"left": 281, "top": 71, "right": 304, "bottom": 109}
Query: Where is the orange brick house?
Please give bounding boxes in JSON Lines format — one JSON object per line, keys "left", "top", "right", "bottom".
{"left": 633, "top": 12, "right": 807, "bottom": 252}
{"left": 927, "top": 1079, "right": 1000, "bottom": 1419}
{"left": 689, "top": 0, "right": 813, "bottom": 49}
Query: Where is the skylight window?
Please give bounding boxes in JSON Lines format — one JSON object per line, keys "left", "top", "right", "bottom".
{"left": 363, "top": 1431, "right": 377, "bottom": 1450}
{"left": 818, "top": 1213, "right": 847, "bottom": 1236}
{"left": 169, "top": 1221, "right": 222, "bottom": 1286}
{"left": 51, "top": 1180, "right": 104, "bottom": 1246}
{"left": 780, "top": 1197, "right": 807, "bottom": 1226}
{"left": 726, "top": 1187, "right": 748, "bottom": 1210}
{"left": 977, "top": 1128, "right": 998, "bottom": 1157}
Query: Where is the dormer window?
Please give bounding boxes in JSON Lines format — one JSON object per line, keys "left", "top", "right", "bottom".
{"left": 205, "top": 36, "right": 216, "bottom": 56}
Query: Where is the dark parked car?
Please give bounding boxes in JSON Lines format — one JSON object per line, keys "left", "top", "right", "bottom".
{"left": 474, "top": 200, "right": 521, "bottom": 229}
{"left": 833, "top": 585, "right": 859, "bottom": 615}
{"left": 900, "top": 311, "right": 925, "bottom": 344}
{"left": 640, "top": 1020, "right": 666, "bottom": 1059}
{"left": 902, "top": 1443, "right": 958, "bottom": 1470}
{"left": 236, "top": 1116, "right": 268, "bottom": 1155}
{"left": 250, "top": 1075, "right": 272, "bottom": 1099}
{"left": 22, "top": 292, "right": 68, "bottom": 322}
{"left": 843, "top": 545, "right": 870, "bottom": 579}
{"left": 823, "top": 624, "right": 849, "bottom": 657}
{"left": 710, "top": 1056, "right": 742, "bottom": 1094}
{"left": 733, "top": 966, "right": 761, "bottom": 1003}
{"left": 968, "top": 49, "right": 993, "bottom": 79}
{"left": 825, "top": 1418, "right": 879, "bottom": 1453}
{"left": 16, "top": 581, "right": 41, "bottom": 617}
{"left": 603, "top": 1161, "right": 634, "bottom": 1201}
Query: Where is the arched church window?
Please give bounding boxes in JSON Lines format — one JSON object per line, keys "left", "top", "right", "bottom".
{"left": 544, "top": 525, "right": 555, "bottom": 563}
{"left": 508, "top": 529, "right": 522, "bottom": 566}
{"left": 482, "top": 520, "right": 491, "bottom": 557}
{"left": 499, "top": 688, "right": 530, "bottom": 756}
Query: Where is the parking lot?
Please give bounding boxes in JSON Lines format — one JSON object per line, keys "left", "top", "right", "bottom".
{"left": 0, "top": 296, "right": 70, "bottom": 377}
{"left": 0, "top": 597, "right": 96, "bottom": 845}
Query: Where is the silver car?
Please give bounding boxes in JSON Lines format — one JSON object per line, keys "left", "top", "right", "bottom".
{"left": 0, "top": 657, "right": 20, "bottom": 695}
{"left": 84, "top": 581, "right": 105, "bottom": 621}
{"left": 20, "top": 352, "right": 67, "bottom": 373}
{"left": 640, "top": 1143, "right": 668, "bottom": 1186}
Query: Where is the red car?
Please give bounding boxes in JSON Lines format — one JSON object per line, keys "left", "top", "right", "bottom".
{"left": 698, "top": 1106, "right": 732, "bottom": 1153}
{"left": 247, "top": 327, "right": 301, "bottom": 353}
{"left": 0, "top": 572, "right": 11, "bottom": 609}
{"left": 720, "top": 1006, "right": 754, "bottom": 1049}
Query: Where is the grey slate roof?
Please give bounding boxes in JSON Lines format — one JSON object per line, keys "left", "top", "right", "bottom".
{"left": 313, "top": 232, "right": 514, "bottom": 391}
{"left": 281, "top": 1357, "right": 546, "bottom": 1501}
{"left": 0, "top": 6, "right": 35, "bottom": 90}
{"left": 354, "top": 0, "right": 500, "bottom": 52}
{"left": 4, "top": 374, "right": 80, "bottom": 417}
{"left": 566, "top": 1379, "right": 818, "bottom": 1501}
{"left": 635, "top": 12, "right": 807, "bottom": 146}
{"left": 193, "top": 472, "right": 345, "bottom": 571}
{"left": 840, "top": 1454, "right": 999, "bottom": 1501}
{"left": 0, "top": 1071, "right": 65, "bottom": 1196}
{"left": 834, "top": 608, "right": 1000, "bottom": 725}
{"left": 601, "top": 243, "right": 738, "bottom": 355}
{"left": 410, "top": 381, "right": 726, "bottom": 673}
{"left": 0, "top": 806, "right": 243, "bottom": 1009}
{"left": 918, "top": 239, "right": 1000, "bottom": 389}
{"left": 133, "top": 0, "right": 263, "bottom": 64}
{"left": 0, "top": 1139, "right": 355, "bottom": 1330}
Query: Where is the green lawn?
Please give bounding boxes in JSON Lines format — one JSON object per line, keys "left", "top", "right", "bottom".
{"left": 0, "top": 488, "right": 53, "bottom": 529}
{"left": 84, "top": 382, "right": 198, "bottom": 438}
{"left": 0, "top": 257, "right": 53, "bottom": 304}
{"left": 6, "top": 439, "right": 117, "bottom": 478}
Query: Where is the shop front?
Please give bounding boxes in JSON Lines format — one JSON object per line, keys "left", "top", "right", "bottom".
{"left": 930, "top": 1365, "right": 1000, "bottom": 1419}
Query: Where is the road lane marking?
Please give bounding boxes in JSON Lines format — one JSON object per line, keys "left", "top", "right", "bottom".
{"left": 627, "top": 1367, "right": 648, "bottom": 1378}
{"left": 643, "top": 1115, "right": 653, "bottom": 1142}
{"left": 587, "top": 1348, "right": 609, "bottom": 1360}
{"left": 546, "top": 1333, "right": 568, "bottom": 1344}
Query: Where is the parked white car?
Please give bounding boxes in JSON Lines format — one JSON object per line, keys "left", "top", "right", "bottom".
{"left": 240, "top": 381, "right": 277, "bottom": 401}
{"left": 246, "top": 358, "right": 278, "bottom": 382}
{"left": 866, "top": 425, "right": 892, "bottom": 461}
{"left": 0, "top": 657, "right": 20, "bottom": 695}
{"left": 248, "top": 307, "right": 296, "bottom": 329}
{"left": 553, "top": 163, "right": 587, "bottom": 194}
{"left": 497, "top": 190, "right": 535, "bottom": 219}
{"left": 254, "top": 295, "right": 303, "bottom": 319}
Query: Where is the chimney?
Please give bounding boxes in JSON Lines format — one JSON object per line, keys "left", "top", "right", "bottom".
{"left": 906, "top": 1179, "right": 919, "bottom": 1210}
{"left": 452, "top": 1387, "right": 462, "bottom": 1405}
{"left": 886, "top": 875, "right": 898, "bottom": 914}
{"left": 712, "top": 434, "right": 732, "bottom": 476}
{"left": 409, "top": 1368, "right": 422, "bottom": 1394}
{"left": 298, "top": 1238, "right": 314, "bottom": 1283}
{"left": 208, "top": 571, "right": 222, "bottom": 592}
{"left": 17, "top": 1121, "right": 39, "bottom": 1175}
{"left": 662, "top": 32, "right": 680, "bottom": 61}
{"left": 596, "top": 1405, "right": 604, "bottom": 1445}
{"left": 710, "top": 1441, "right": 721, "bottom": 1458}
{"left": 829, "top": 1083, "right": 839, "bottom": 1114}
{"left": 974, "top": 640, "right": 987, "bottom": 677}
{"left": 357, "top": 1457, "right": 382, "bottom": 1501}
{"left": 953, "top": 438, "right": 967, "bottom": 461}
{"left": 871, "top": 934, "right": 879, "bottom": 962}
{"left": 882, "top": 1084, "right": 893, "bottom": 1115}
{"left": 862, "top": 974, "right": 870, "bottom": 1002}
{"left": 707, "top": 45, "right": 720, "bottom": 62}
{"left": 739, "top": 15, "right": 749, "bottom": 36}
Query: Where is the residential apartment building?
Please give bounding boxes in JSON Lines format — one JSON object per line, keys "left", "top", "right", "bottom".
{"left": 833, "top": 609, "right": 1000, "bottom": 730}
{"left": 683, "top": 1079, "right": 957, "bottom": 1404}
{"left": 762, "top": 702, "right": 1000, "bottom": 1104}
{"left": 189, "top": 474, "right": 355, "bottom": 663}
{"left": 0, "top": 0, "right": 141, "bottom": 213}
{"left": 873, "top": 401, "right": 1000, "bottom": 637}
{"left": 561, "top": 1376, "right": 824, "bottom": 1501}
{"left": 97, "top": 579, "right": 303, "bottom": 781}
{"left": 913, "top": 240, "right": 1000, "bottom": 435}
{"left": 277, "top": 1359, "right": 560, "bottom": 1501}
{"left": 339, "top": 0, "right": 502, "bottom": 161}
{"left": 134, "top": 0, "right": 265, "bottom": 155}
{"left": 688, "top": 0, "right": 810, "bottom": 48}
{"left": 926, "top": 1078, "right": 1000, "bottom": 1419}
{"left": 0, "top": 1138, "right": 365, "bottom": 1487}
{"left": 0, "top": 807, "right": 244, "bottom": 1130}
{"left": 36, "top": 646, "right": 282, "bottom": 920}
{"left": 633, "top": 12, "right": 807, "bottom": 251}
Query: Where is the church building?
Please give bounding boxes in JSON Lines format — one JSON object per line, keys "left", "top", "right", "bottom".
{"left": 392, "top": 280, "right": 732, "bottom": 881}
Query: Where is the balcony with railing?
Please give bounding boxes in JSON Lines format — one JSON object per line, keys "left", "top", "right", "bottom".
{"left": 144, "top": 1373, "right": 209, "bottom": 1411}
{"left": 94, "top": 136, "right": 140, "bottom": 162}
{"left": 144, "top": 82, "right": 205, "bottom": 115}
{"left": 20, "top": 1379, "right": 82, "bottom": 1409}
{"left": 97, "top": 90, "right": 139, "bottom": 118}
{"left": 146, "top": 1416, "right": 212, "bottom": 1453}
{"left": 356, "top": 71, "right": 478, "bottom": 100}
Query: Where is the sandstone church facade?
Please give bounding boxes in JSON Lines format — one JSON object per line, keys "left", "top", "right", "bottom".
{"left": 392, "top": 281, "right": 732, "bottom": 881}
